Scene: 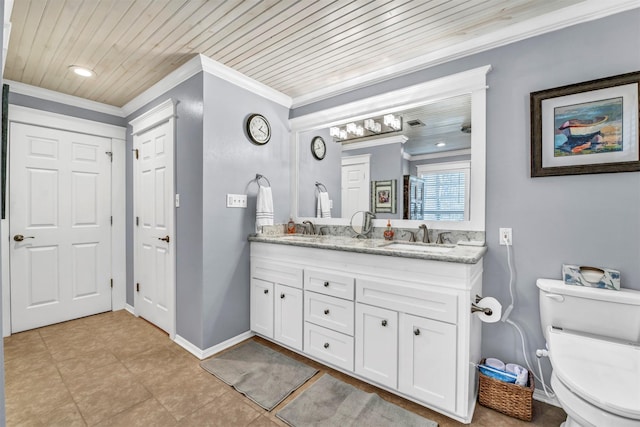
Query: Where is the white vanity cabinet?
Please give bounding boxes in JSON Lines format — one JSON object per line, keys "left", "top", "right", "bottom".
{"left": 398, "top": 313, "right": 457, "bottom": 412}
{"left": 250, "top": 258, "right": 303, "bottom": 350}
{"left": 355, "top": 304, "right": 398, "bottom": 389}
{"left": 250, "top": 241, "right": 483, "bottom": 424}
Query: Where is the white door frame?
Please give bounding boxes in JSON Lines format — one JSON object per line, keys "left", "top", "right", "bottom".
{"left": 2, "top": 105, "right": 126, "bottom": 337}
{"left": 130, "top": 99, "right": 176, "bottom": 339}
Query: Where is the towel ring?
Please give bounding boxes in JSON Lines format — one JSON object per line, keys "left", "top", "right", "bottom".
{"left": 315, "top": 181, "right": 327, "bottom": 193}
{"left": 256, "top": 174, "right": 271, "bottom": 187}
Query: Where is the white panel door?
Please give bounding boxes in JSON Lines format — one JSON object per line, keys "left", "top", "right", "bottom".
{"left": 134, "top": 120, "right": 174, "bottom": 334}
{"left": 355, "top": 303, "right": 398, "bottom": 389}
{"left": 250, "top": 278, "right": 273, "bottom": 338}
{"left": 399, "top": 313, "right": 457, "bottom": 412}
{"left": 341, "top": 156, "right": 370, "bottom": 218}
{"left": 274, "top": 284, "right": 302, "bottom": 350}
{"left": 9, "top": 123, "right": 112, "bottom": 332}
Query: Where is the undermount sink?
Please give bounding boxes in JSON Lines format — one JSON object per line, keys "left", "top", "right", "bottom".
{"left": 382, "top": 242, "right": 454, "bottom": 253}
{"left": 278, "top": 234, "right": 317, "bottom": 241}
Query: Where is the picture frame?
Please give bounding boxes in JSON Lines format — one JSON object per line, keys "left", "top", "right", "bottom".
{"left": 530, "top": 71, "right": 640, "bottom": 177}
{"left": 371, "top": 179, "right": 397, "bottom": 213}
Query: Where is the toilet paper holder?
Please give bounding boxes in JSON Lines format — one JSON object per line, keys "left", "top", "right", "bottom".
{"left": 471, "top": 294, "right": 493, "bottom": 315}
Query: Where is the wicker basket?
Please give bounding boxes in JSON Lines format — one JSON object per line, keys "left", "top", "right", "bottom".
{"left": 478, "top": 359, "right": 535, "bottom": 421}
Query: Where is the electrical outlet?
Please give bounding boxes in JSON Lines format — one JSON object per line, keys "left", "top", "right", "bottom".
{"left": 499, "top": 228, "right": 512, "bottom": 245}
{"left": 226, "top": 194, "right": 247, "bottom": 208}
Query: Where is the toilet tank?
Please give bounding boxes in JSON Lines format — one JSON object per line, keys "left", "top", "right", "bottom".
{"left": 537, "top": 278, "right": 640, "bottom": 343}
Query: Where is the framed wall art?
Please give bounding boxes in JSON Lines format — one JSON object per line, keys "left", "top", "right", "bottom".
{"left": 531, "top": 71, "right": 640, "bottom": 177}
{"left": 371, "top": 179, "right": 397, "bottom": 213}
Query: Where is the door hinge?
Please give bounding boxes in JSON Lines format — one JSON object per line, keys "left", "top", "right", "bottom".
{"left": 110, "top": 216, "right": 113, "bottom": 225}
{"left": 136, "top": 216, "right": 139, "bottom": 226}
{"left": 105, "top": 151, "right": 113, "bottom": 162}
{"left": 110, "top": 278, "right": 113, "bottom": 288}
{"left": 132, "top": 148, "right": 139, "bottom": 159}
{"left": 136, "top": 283, "right": 140, "bottom": 292}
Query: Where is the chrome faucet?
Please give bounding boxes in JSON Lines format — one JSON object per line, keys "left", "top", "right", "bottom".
{"left": 418, "top": 224, "right": 430, "bottom": 243}
{"left": 302, "top": 220, "right": 316, "bottom": 235}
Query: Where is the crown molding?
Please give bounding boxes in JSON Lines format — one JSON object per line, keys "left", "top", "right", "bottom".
{"left": 4, "top": 79, "right": 124, "bottom": 117}
{"left": 290, "top": 0, "right": 640, "bottom": 108}
{"left": 199, "top": 54, "right": 292, "bottom": 108}
{"left": 290, "top": 65, "right": 491, "bottom": 132}
{"left": 409, "top": 149, "right": 472, "bottom": 162}
{"left": 122, "top": 54, "right": 291, "bottom": 117}
{"left": 121, "top": 55, "right": 203, "bottom": 117}
{"left": 341, "top": 135, "right": 407, "bottom": 151}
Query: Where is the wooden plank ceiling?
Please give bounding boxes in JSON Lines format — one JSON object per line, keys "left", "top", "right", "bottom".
{"left": 5, "top": 0, "right": 584, "bottom": 107}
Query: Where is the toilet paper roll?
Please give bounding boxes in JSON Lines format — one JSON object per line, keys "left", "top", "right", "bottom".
{"left": 475, "top": 297, "right": 502, "bottom": 323}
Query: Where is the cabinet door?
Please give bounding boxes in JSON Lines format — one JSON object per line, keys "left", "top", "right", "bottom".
{"left": 250, "top": 278, "right": 274, "bottom": 338}
{"left": 355, "top": 304, "right": 398, "bottom": 389}
{"left": 399, "top": 313, "right": 456, "bottom": 412}
{"left": 274, "top": 284, "right": 303, "bottom": 350}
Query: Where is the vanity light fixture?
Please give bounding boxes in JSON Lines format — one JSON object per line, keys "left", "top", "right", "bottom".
{"left": 436, "top": 141, "right": 447, "bottom": 147}
{"left": 68, "top": 65, "right": 96, "bottom": 77}
{"left": 330, "top": 113, "right": 403, "bottom": 143}
{"left": 364, "top": 119, "right": 382, "bottom": 133}
{"left": 383, "top": 114, "right": 401, "bottom": 130}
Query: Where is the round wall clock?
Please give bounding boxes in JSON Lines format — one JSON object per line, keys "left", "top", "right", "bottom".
{"left": 311, "top": 136, "right": 326, "bottom": 160}
{"left": 246, "top": 114, "right": 271, "bottom": 145}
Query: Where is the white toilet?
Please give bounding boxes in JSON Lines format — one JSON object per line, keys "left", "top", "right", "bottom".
{"left": 537, "top": 278, "right": 640, "bottom": 427}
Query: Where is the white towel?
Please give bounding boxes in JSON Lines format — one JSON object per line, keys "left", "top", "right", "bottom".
{"left": 316, "top": 191, "right": 331, "bottom": 218}
{"left": 256, "top": 185, "right": 274, "bottom": 233}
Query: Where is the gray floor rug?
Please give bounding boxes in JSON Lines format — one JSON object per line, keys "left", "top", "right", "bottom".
{"left": 200, "top": 340, "right": 318, "bottom": 411}
{"left": 276, "top": 374, "right": 438, "bottom": 427}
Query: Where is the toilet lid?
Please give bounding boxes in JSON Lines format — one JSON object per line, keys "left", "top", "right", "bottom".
{"left": 549, "top": 327, "right": 640, "bottom": 419}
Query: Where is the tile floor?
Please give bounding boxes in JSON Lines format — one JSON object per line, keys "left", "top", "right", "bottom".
{"left": 4, "top": 310, "right": 567, "bottom": 426}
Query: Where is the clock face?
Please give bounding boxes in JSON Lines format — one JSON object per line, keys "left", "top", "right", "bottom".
{"left": 311, "top": 136, "right": 326, "bottom": 160}
{"left": 247, "top": 114, "right": 271, "bottom": 145}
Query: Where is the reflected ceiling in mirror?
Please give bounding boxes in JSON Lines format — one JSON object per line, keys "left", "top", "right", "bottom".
{"left": 336, "top": 94, "right": 472, "bottom": 157}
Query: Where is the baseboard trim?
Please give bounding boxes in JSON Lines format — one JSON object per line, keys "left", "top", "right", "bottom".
{"left": 174, "top": 330, "right": 255, "bottom": 360}
{"left": 533, "top": 388, "right": 560, "bottom": 407}
{"left": 124, "top": 304, "right": 135, "bottom": 316}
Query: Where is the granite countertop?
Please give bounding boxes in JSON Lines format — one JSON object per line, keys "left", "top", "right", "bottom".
{"left": 248, "top": 234, "right": 487, "bottom": 264}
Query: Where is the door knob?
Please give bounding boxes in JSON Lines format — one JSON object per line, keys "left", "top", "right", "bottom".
{"left": 13, "top": 234, "right": 35, "bottom": 242}
{"left": 158, "top": 235, "right": 170, "bottom": 243}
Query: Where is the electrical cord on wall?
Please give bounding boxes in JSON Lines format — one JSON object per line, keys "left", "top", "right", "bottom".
{"left": 500, "top": 241, "right": 555, "bottom": 398}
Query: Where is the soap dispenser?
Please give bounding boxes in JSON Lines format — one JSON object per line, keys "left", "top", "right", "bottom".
{"left": 287, "top": 218, "right": 296, "bottom": 234}
{"left": 383, "top": 220, "right": 394, "bottom": 241}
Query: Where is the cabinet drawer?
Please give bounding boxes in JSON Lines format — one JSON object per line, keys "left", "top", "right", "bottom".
{"left": 304, "top": 268, "right": 354, "bottom": 300}
{"left": 304, "top": 322, "right": 354, "bottom": 371}
{"left": 252, "top": 259, "right": 303, "bottom": 289}
{"left": 356, "top": 278, "right": 457, "bottom": 324}
{"left": 305, "top": 291, "right": 354, "bottom": 336}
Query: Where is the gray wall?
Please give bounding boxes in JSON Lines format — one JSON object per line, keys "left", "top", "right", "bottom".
{"left": 298, "top": 127, "right": 339, "bottom": 217}
{"left": 291, "top": 9, "right": 640, "bottom": 387}
{"left": 201, "top": 73, "right": 290, "bottom": 349}
{"left": 126, "top": 73, "right": 205, "bottom": 347}
{"left": 8, "top": 92, "right": 125, "bottom": 127}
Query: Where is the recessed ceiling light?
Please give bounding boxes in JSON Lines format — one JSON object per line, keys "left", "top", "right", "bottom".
{"left": 68, "top": 65, "right": 96, "bottom": 77}
{"left": 436, "top": 142, "right": 446, "bottom": 147}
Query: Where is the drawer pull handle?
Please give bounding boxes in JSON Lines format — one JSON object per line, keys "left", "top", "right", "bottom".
{"left": 414, "top": 328, "right": 421, "bottom": 336}
{"left": 323, "top": 342, "right": 330, "bottom": 349}
{"left": 263, "top": 289, "right": 269, "bottom": 294}
{"left": 323, "top": 281, "right": 329, "bottom": 287}
{"left": 324, "top": 309, "right": 330, "bottom": 315}
{"left": 280, "top": 293, "right": 285, "bottom": 299}
{"left": 381, "top": 320, "right": 388, "bottom": 327}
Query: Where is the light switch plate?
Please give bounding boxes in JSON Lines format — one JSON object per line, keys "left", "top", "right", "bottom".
{"left": 226, "top": 194, "right": 247, "bottom": 208}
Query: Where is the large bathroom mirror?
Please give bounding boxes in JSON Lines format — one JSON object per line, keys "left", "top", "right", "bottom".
{"left": 290, "top": 65, "right": 491, "bottom": 232}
